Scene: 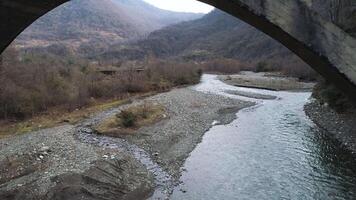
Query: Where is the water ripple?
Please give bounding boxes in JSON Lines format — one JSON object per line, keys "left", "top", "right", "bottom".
{"left": 172, "top": 75, "right": 356, "bottom": 200}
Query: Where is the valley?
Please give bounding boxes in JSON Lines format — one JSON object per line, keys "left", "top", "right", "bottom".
{"left": 15, "top": 0, "right": 202, "bottom": 56}
{"left": 1, "top": 73, "right": 356, "bottom": 199}
{"left": 1, "top": 0, "right": 356, "bottom": 199}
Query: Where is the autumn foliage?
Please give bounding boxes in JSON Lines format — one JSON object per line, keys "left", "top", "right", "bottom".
{"left": 0, "top": 46, "right": 201, "bottom": 120}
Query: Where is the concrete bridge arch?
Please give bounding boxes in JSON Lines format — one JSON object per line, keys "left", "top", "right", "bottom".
{"left": 1, "top": 0, "right": 356, "bottom": 99}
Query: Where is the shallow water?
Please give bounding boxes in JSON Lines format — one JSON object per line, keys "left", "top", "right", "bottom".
{"left": 171, "top": 74, "right": 356, "bottom": 200}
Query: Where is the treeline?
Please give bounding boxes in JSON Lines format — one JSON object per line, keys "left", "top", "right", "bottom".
{"left": 198, "top": 57, "right": 318, "bottom": 81}
{"left": 0, "top": 44, "right": 320, "bottom": 120}
{"left": 251, "top": 56, "right": 318, "bottom": 81}
{"left": 0, "top": 46, "right": 201, "bottom": 120}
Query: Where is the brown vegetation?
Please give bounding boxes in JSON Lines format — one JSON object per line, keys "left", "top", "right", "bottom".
{"left": 0, "top": 46, "right": 201, "bottom": 122}
{"left": 197, "top": 57, "right": 318, "bottom": 82}
{"left": 199, "top": 58, "right": 248, "bottom": 74}
{"left": 252, "top": 57, "right": 319, "bottom": 81}
{"left": 0, "top": 98, "right": 131, "bottom": 137}
{"left": 94, "top": 102, "right": 166, "bottom": 137}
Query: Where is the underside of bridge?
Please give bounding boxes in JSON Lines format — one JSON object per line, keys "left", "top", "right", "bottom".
{"left": 1, "top": 0, "right": 356, "bottom": 100}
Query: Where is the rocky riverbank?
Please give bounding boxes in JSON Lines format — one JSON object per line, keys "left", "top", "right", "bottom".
{"left": 0, "top": 125, "right": 154, "bottom": 200}
{"left": 0, "top": 86, "right": 253, "bottom": 200}
{"left": 121, "top": 88, "right": 254, "bottom": 181}
{"left": 304, "top": 100, "right": 356, "bottom": 154}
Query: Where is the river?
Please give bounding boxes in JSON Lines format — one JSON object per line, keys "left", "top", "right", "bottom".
{"left": 170, "top": 74, "right": 356, "bottom": 199}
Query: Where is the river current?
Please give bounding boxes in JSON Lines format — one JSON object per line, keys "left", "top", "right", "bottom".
{"left": 171, "top": 74, "right": 356, "bottom": 200}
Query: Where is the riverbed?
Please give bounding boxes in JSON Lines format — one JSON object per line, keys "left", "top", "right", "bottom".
{"left": 1, "top": 74, "right": 356, "bottom": 200}
{"left": 171, "top": 74, "right": 356, "bottom": 199}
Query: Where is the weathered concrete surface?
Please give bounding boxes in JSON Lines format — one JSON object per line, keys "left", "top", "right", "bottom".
{"left": 0, "top": 0, "right": 356, "bottom": 99}
{"left": 0, "top": 0, "right": 68, "bottom": 52}
{"left": 305, "top": 0, "right": 356, "bottom": 36}
{"left": 200, "top": 0, "right": 356, "bottom": 101}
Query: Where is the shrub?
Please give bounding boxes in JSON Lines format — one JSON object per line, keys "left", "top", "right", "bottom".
{"left": 254, "top": 57, "right": 319, "bottom": 81}
{"left": 144, "top": 58, "right": 202, "bottom": 87}
{"left": 140, "top": 101, "right": 150, "bottom": 119}
{"left": 118, "top": 110, "right": 136, "bottom": 127}
{"left": 255, "top": 61, "right": 268, "bottom": 72}
{"left": 0, "top": 47, "right": 202, "bottom": 121}
{"left": 280, "top": 59, "right": 318, "bottom": 81}
{"left": 199, "top": 58, "right": 244, "bottom": 74}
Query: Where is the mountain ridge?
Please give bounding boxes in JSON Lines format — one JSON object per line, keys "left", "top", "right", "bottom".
{"left": 140, "top": 10, "right": 298, "bottom": 61}
{"left": 16, "top": 0, "right": 203, "bottom": 56}
{"left": 98, "top": 9, "right": 306, "bottom": 66}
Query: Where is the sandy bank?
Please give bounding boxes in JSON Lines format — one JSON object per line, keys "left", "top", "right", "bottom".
{"left": 218, "top": 71, "right": 315, "bottom": 91}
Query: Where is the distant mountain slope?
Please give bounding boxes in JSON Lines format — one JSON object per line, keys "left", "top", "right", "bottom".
{"left": 100, "top": 9, "right": 307, "bottom": 67}
{"left": 140, "top": 10, "right": 298, "bottom": 61}
{"left": 111, "top": 0, "right": 204, "bottom": 32}
{"left": 16, "top": 0, "right": 203, "bottom": 56}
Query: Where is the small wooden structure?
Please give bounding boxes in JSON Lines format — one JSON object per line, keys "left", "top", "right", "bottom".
{"left": 96, "top": 66, "right": 145, "bottom": 75}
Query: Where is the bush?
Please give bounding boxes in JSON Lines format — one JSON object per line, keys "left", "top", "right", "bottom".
{"left": 199, "top": 58, "right": 244, "bottom": 74}
{"left": 280, "top": 59, "right": 318, "bottom": 81}
{"left": 0, "top": 45, "right": 93, "bottom": 119}
{"left": 118, "top": 110, "right": 136, "bottom": 127}
{"left": 254, "top": 57, "right": 318, "bottom": 81}
{"left": 144, "top": 58, "right": 202, "bottom": 87}
{"left": 255, "top": 61, "right": 269, "bottom": 72}
{"left": 0, "top": 47, "right": 202, "bottom": 121}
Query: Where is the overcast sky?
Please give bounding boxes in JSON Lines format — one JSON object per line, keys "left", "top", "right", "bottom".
{"left": 143, "top": 0, "right": 214, "bottom": 13}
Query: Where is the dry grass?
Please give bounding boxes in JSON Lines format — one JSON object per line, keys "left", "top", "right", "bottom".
{"left": 94, "top": 102, "right": 166, "bottom": 137}
{"left": 0, "top": 98, "right": 132, "bottom": 138}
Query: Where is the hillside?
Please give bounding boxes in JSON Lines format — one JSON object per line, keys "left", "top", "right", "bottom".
{"left": 15, "top": 0, "right": 203, "bottom": 56}
{"left": 100, "top": 9, "right": 308, "bottom": 68}
{"left": 111, "top": 0, "right": 204, "bottom": 32}
{"left": 143, "top": 10, "right": 302, "bottom": 62}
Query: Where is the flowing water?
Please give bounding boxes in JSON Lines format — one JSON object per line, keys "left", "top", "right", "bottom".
{"left": 171, "top": 74, "right": 356, "bottom": 200}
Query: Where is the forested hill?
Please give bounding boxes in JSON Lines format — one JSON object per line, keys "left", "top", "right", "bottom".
{"left": 100, "top": 9, "right": 307, "bottom": 69}
{"left": 16, "top": 0, "right": 203, "bottom": 56}
{"left": 140, "top": 9, "right": 300, "bottom": 62}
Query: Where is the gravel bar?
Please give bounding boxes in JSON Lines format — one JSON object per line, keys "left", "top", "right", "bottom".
{"left": 0, "top": 87, "right": 254, "bottom": 200}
